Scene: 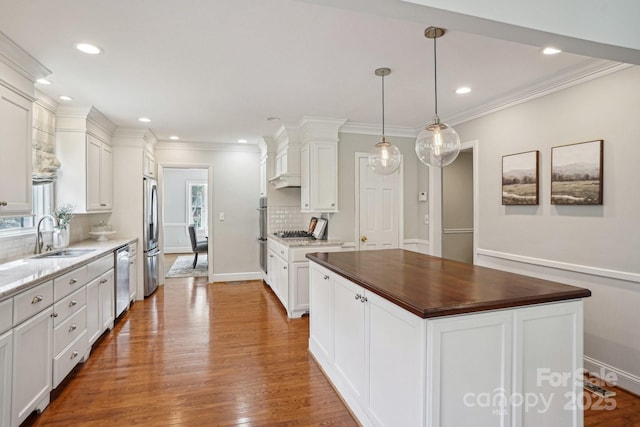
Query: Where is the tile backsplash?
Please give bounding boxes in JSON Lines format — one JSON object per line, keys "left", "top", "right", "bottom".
{"left": 268, "top": 206, "right": 313, "bottom": 233}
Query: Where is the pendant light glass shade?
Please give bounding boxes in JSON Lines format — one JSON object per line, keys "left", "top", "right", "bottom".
{"left": 415, "top": 119, "right": 460, "bottom": 167}
{"left": 369, "top": 67, "right": 401, "bottom": 175}
{"left": 415, "top": 27, "right": 460, "bottom": 168}
{"left": 369, "top": 137, "right": 402, "bottom": 175}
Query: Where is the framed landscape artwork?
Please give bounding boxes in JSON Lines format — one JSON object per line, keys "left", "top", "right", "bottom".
{"left": 551, "top": 140, "right": 603, "bottom": 205}
{"left": 502, "top": 150, "right": 539, "bottom": 205}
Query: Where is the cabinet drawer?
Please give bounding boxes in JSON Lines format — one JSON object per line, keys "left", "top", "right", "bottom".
{"left": 0, "top": 298, "right": 12, "bottom": 333}
{"left": 53, "top": 330, "right": 88, "bottom": 388}
{"left": 87, "top": 253, "right": 114, "bottom": 281}
{"left": 268, "top": 239, "right": 288, "bottom": 259}
{"left": 14, "top": 280, "right": 53, "bottom": 325}
{"left": 53, "top": 287, "right": 86, "bottom": 327}
{"left": 54, "top": 265, "right": 88, "bottom": 301}
{"left": 54, "top": 306, "right": 87, "bottom": 355}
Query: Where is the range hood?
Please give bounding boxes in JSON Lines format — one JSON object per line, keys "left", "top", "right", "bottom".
{"left": 269, "top": 173, "right": 300, "bottom": 189}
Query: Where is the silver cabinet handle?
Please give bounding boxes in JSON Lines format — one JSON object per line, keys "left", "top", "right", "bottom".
{"left": 100, "top": 279, "right": 108, "bottom": 284}
{"left": 69, "top": 278, "right": 78, "bottom": 284}
{"left": 0, "top": 201, "right": 7, "bottom": 206}
{"left": 361, "top": 296, "right": 368, "bottom": 303}
{"left": 31, "top": 295, "right": 43, "bottom": 304}
{"left": 323, "top": 275, "right": 329, "bottom": 280}
{"left": 283, "top": 266, "right": 287, "bottom": 270}
{"left": 71, "top": 351, "right": 79, "bottom": 359}
{"left": 100, "top": 203, "right": 107, "bottom": 207}
{"left": 69, "top": 300, "right": 77, "bottom": 307}
{"left": 52, "top": 312, "right": 58, "bottom": 318}
{"left": 69, "top": 324, "right": 77, "bottom": 332}
{"left": 355, "top": 293, "right": 361, "bottom": 301}
{"left": 331, "top": 203, "right": 335, "bottom": 207}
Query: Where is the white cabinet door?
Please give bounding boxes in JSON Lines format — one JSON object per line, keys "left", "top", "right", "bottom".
{"left": 301, "top": 141, "right": 338, "bottom": 213}
{"left": 290, "top": 262, "right": 310, "bottom": 316}
{"left": 366, "top": 291, "right": 425, "bottom": 427}
{"left": 12, "top": 307, "right": 53, "bottom": 427}
{"left": 276, "top": 256, "right": 289, "bottom": 311}
{"left": 300, "top": 144, "right": 310, "bottom": 210}
{"left": 427, "top": 310, "right": 512, "bottom": 427}
{"left": 86, "top": 135, "right": 102, "bottom": 211}
{"left": 0, "top": 85, "right": 32, "bottom": 215}
{"left": 0, "top": 330, "right": 12, "bottom": 427}
{"left": 513, "top": 301, "right": 583, "bottom": 427}
{"left": 333, "top": 275, "right": 366, "bottom": 403}
{"left": 312, "top": 142, "right": 338, "bottom": 212}
{"left": 267, "top": 249, "right": 277, "bottom": 288}
{"left": 129, "top": 254, "right": 137, "bottom": 302}
{"left": 99, "top": 270, "right": 115, "bottom": 333}
{"left": 86, "top": 278, "right": 101, "bottom": 345}
{"left": 309, "top": 264, "right": 334, "bottom": 363}
{"left": 100, "top": 143, "right": 113, "bottom": 210}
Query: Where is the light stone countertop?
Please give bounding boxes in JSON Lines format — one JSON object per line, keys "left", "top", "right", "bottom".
{"left": 268, "top": 234, "right": 344, "bottom": 248}
{"left": 0, "top": 237, "right": 137, "bottom": 302}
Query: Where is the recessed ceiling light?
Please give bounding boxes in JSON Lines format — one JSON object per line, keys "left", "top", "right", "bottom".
{"left": 138, "top": 117, "right": 151, "bottom": 123}
{"left": 59, "top": 95, "right": 73, "bottom": 101}
{"left": 169, "top": 135, "right": 180, "bottom": 140}
{"left": 541, "top": 47, "right": 562, "bottom": 55}
{"left": 238, "top": 139, "right": 248, "bottom": 143}
{"left": 455, "top": 87, "right": 471, "bottom": 95}
{"left": 36, "top": 78, "right": 51, "bottom": 85}
{"left": 75, "top": 43, "right": 102, "bottom": 55}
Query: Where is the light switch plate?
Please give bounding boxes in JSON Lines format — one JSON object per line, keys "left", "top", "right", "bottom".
{"left": 219, "top": 212, "right": 225, "bottom": 221}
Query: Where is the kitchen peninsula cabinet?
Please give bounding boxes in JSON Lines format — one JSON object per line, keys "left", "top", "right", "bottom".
{"left": 0, "top": 326, "right": 12, "bottom": 427}
{"left": 56, "top": 107, "right": 116, "bottom": 213}
{"left": 308, "top": 250, "right": 591, "bottom": 427}
{"left": 0, "top": 84, "right": 33, "bottom": 216}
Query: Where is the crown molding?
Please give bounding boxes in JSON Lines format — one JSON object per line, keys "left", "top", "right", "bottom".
{"left": 34, "top": 90, "right": 59, "bottom": 113}
{"left": 443, "top": 60, "right": 632, "bottom": 127}
{"left": 298, "top": 116, "right": 347, "bottom": 143}
{"left": 155, "top": 140, "right": 260, "bottom": 153}
{"left": 341, "top": 121, "right": 418, "bottom": 138}
{"left": 0, "top": 30, "right": 51, "bottom": 81}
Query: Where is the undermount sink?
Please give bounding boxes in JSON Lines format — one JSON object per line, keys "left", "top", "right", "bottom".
{"left": 32, "top": 249, "right": 95, "bottom": 259}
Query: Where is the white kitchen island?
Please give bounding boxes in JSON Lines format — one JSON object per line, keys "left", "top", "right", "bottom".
{"left": 307, "top": 250, "right": 591, "bottom": 427}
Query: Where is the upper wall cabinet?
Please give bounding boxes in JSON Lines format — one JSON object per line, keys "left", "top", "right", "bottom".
{"left": 56, "top": 107, "right": 117, "bottom": 213}
{"left": 0, "top": 85, "right": 33, "bottom": 215}
{"left": 299, "top": 118, "right": 345, "bottom": 213}
{"left": 0, "top": 32, "right": 50, "bottom": 216}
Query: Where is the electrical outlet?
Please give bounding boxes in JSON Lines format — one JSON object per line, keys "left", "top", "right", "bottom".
{"left": 219, "top": 212, "right": 225, "bottom": 221}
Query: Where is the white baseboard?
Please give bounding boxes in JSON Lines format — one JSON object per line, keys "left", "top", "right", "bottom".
{"left": 403, "top": 239, "right": 430, "bottom": 255}
{"left": 584, "top": 356, "right": 640, "bottom": 396}
{"left": 212, "top": 271, "right": 263, "bottom": 283}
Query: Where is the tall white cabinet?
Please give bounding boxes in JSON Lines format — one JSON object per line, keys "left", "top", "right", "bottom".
{"left": 299, "top": 118, "right": 344, "bottom": 213}
{"left": 0, "top": 32, "right": 48, "bottom": 216}
{"left": 55, "top": 107, "right": 117, "bottom": 213}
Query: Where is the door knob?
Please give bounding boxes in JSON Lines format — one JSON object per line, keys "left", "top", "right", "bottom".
{"left": 361, "top": 235, "right": 367, "bottom": 242}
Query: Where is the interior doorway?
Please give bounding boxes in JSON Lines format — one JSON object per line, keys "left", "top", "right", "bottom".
{"left": 158, "top": 164, "right": 214, "bottom": 282}
{"left": 429, "top": 140, "right": 479, "bottom": 263}
{"left": 355, "top": 153, "right": 403, "bottom": 250}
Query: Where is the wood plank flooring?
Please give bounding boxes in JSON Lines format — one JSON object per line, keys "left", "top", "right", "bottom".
{"left": 23, "top": 277, "right": 640, "bottom": 426}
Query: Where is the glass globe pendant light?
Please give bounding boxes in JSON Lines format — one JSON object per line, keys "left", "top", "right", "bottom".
{"left": 369, "top": 67, "right": 401, "bottom": 175}
{"left": 415, "top": 27, "right": 460, "bottom": 167}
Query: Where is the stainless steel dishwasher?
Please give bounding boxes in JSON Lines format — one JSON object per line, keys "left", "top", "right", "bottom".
{"left": 115, "top": 245, "right": 130, "bottom": 318}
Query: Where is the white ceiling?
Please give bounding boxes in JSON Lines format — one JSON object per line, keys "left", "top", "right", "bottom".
{"left": 0, "top": 0, "right": 627, "bottom": 144}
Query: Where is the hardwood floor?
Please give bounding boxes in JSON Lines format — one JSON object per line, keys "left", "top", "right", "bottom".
{"left": 23, "top": 277, "right": 640, "bottom": 426}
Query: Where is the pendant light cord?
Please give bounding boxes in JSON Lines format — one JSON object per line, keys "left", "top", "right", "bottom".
{"left": 381, "top": 74, "right": 386, "bottom": 137}
{"left": 433, "top": 36, "right": 438, "bottom": 118}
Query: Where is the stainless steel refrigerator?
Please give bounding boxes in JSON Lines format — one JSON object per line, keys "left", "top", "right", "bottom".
{"left": 143, "top": 177, "right": 160, "bottom": 296}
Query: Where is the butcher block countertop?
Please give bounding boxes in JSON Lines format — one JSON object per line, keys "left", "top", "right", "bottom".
{"left": 306, "top": 249, "right": 591, "bottom": 319}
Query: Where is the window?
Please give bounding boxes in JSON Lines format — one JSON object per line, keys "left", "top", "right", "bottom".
{"left": 187, "top": 181, "right": 207, "bottom": 231}
{"left": 0, "top": 183, "right": 53, "bottom": 232}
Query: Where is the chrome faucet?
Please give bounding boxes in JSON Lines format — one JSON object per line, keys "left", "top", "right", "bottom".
{"left": 34, "top": 214, "right": 60, "bottom": 254}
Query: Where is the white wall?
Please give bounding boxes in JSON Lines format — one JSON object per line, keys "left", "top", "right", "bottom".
{"left": 163, "top": 168, "right": 207, "bottom": 253}
{"left": 455, "top": 65, "right": 640, "bottom": 394}
{"left": 154, "top": 142, "right": 261, "bottom": 281}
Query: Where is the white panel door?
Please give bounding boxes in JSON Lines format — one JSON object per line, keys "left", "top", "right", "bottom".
{"left": 333, "top": 275, "right": 366, "bottom": 403}
{"left": 358, "top": 156, "right": 399, "bottom": 250}
{"left": 427, "top": 310, "right": 512, "bottom": 427}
